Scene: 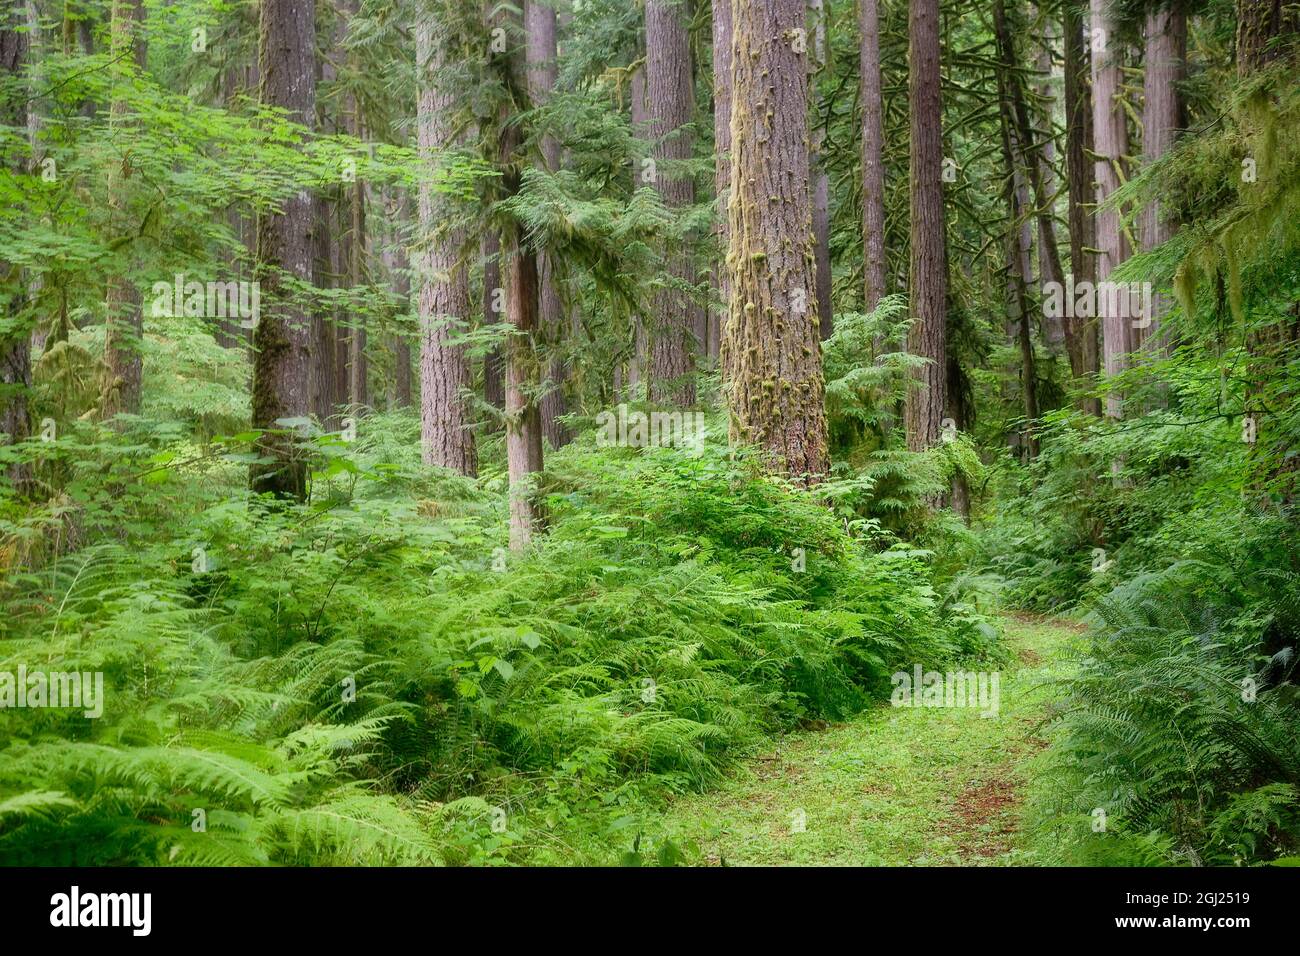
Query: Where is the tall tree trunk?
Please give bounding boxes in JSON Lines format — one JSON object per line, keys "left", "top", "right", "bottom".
{"left": 645, "top": 0, "right": 698, "bottom": 405}
{"left": 504, "top": 218, "right": 544, "bottom": 549}
{"left": 102, "top": 0, "right": 146, "bottom": 418}
{"left": 904, "top": 0, "right": 947, "bottom": 451}
{"left": 710, "top": 0, "right": 732, "bottom": 362}
{"left": 348, "top": 173, "right": 368, "bottom": 408}
{"left": 1090, "top": 0, "right": 1130, "bottom": 420}
{"left": 415, "top": 15, "right": 476, "bottom": 475}
{"left": 809, "top": 0, "right": 833, "bottom": 340}
{"left": 994, "top": 0, "right": 1066, "bottom": 349}
{"left": 859, "top": 0, "right": 887, "bottom": 312}
{"left": 627, "top": 61, "right": 649, "bottom": 389}
{"left": 250, "top": 0, "right": 317, "bottom": 500}
{"left": 312, "top": 193, "right": 338, "bottom": 424}
{"left": 527, "top": 0, "right": 573, "bottom": 446}
{"left": 382, "top": 189, "right": 413, "bottom": 408}
{"left": 482, "top": 230, "right": 505, "bottom": 412}
{"left": 722, "top": 0, "right": 829, "bottom": 482}
{"left": 1064, "top": 0, "right": 1100, "bottom": 413}
{"left": 1139, "top": 4, "right": 1185, "bottom": 353}
{"left": 1, "top": 5, "right": 31, "bottom": 489}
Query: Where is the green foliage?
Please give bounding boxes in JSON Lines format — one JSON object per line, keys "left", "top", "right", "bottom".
{"left": 0, "top": 412, "right": 999, "bottom": 865}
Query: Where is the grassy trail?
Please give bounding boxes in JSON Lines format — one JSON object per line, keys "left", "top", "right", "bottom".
{"left": 654, "top": 614, "right": 1083, "bottom": 866}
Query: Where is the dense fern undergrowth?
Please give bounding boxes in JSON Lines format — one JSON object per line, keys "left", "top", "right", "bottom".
{"left": 0, "top": 404, "right": 1003, "bottom": 866}
{"left": 976, "top": 398, "right": 1300, "bottom": 866}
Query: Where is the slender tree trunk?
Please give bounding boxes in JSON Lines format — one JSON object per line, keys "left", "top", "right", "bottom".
{"left": 859, "top": 0, "right": 887, "bottom": 312}
{"left": 722, "top": 0, "right": 829, "bottom": 482}
{"left": 1139, "top": 5, "right": 1185, "bottom": 353}
{"left": 645, "top": 0, "right": 698, "bottom": 405}
{"left": 996, "top": 3, "right": 1040, "bottom": 459}
{"left": 1, "top": 6, "right": 31, "bottom": 489}
{"left": 627, "top": 61, "right": 649, "bottom": 389}
{"left": 311, "top": 194, "right": 336, "bottom": 423}
{"left": 1064, "top": 0, "right": 1100, "bottom": 413}
{"left": 905, "top": 0, "right": 947, "bottom": 451}
{"left": 527, "top": 0, "right": 573, "bottom": 446}
{"left": 1090, "top": 0, "right": 1130, "bottom": 420}
{"left": 710, "top": 0, "right": 732, "bottom": 363}
{"left": 382, "top": 189, "right": 413, "bottom": 408}
{"left": 415, "top": 15, "right": 476, "bottom": 475}
{"left": 482, "top": 230, "right": 505, "bottom": 411}
{"left": 504, "top": 220, "right": 544, "bottom": 549}
{"left": 250, "top": 0, "right": 317, "bottom": 500}
{"left": 809, "top": 0, "right": 833, "bottom": 340}
{"left": 102, "top": 0, "right": 146, "bottom": 418}
{"left": 348, "top": 172, "right": 368, "bottom": 408}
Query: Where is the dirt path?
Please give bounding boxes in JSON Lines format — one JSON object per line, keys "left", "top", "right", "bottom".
{"left": 650, "top": 614, "right": 1083, "bottom": 865}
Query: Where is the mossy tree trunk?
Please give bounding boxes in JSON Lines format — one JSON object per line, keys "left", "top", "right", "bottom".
{"left": 721, "top": 0, "right": 829, "bottom": 483}
{"left": 1089, "top": 0, "right": 1130, "bottom": 421}
{"left": 1, "top": 5, "right": 31, "bottom": 490}
{"left": 1063, "top": 0, "right": 1100, "bottom": 414}
{"left": 710, "top": 0, "right": 732, "bottom": 363}
{"left": 250, "top": 0, "right": 317, "bottom": 500}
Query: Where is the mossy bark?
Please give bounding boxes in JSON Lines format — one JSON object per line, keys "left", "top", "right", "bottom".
{"left": 1089, "top": 0, "right": 1131, "bottom": 421}
{"left": 721, "top": 0, "right": 830, "bottom": 483}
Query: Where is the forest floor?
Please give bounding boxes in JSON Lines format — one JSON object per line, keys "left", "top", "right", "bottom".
{"left": 651, "top": 614, "right": 1086, "bottom": 865}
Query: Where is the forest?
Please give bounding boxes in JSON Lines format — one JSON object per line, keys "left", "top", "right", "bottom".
{"left": 0, "top": 0, "right": 1296, "bottom": 873}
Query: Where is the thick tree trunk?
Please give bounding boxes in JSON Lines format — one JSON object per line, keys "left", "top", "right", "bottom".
{"left": 415, "top": 15, "right": 476, "bottom": 475}
{"left": 645, "top": 0, "right": 698, "bottom": 405}
{"left": 710, "top": 0, "right": 732, "bottom": 362}
{"left": 250, "top": 0, "right": 317, "bottom": 500}
{"left": 1237, "top": 0, "right": 1298, "bottom": 76}
{"left": 1090, "top": 0, "right": 1130, "bottom": 421}
{"left": 1064, "top": 0, "right": 1100, "bottom": 414}
{"left": 1139, "top": 5, "right": 1185, "bottom": 353}
{"left": 102, "top": 0, "right": 146, "bottom": 418}
{"left": 859, "top": 0, "right": 887, "bottom": 312}
{"left": 904, "top": 0, "right": 947, "bottom": 452}
{"left": 722, "top": 0, "right": 829, "bottom": 482}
